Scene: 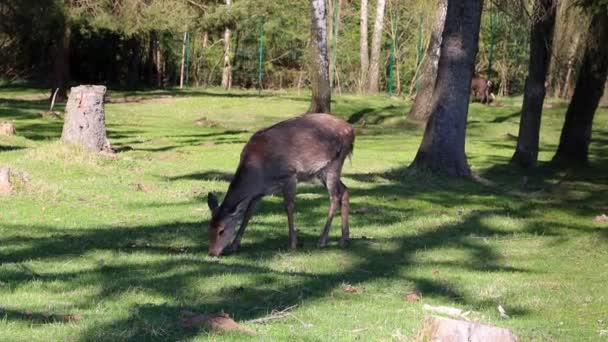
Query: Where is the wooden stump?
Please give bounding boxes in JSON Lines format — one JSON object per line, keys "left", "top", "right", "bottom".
{"left": 0, "top": 122, "right": 16, "bottom": 136}
{"left": 61, "top": 85, "right": 112, "bottom": 153}
{"left": 416, "top": 315, "right": 517, "bottom": 342}
{"left": 0, "top": 167, "right": 11, "bottom": 195}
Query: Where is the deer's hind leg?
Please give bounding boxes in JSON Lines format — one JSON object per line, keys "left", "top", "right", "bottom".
{"left": 318, "top": 162, "right": 345, "bottom": 248}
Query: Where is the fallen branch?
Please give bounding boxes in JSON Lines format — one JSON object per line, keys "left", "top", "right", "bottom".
{"left": 249, "top": 305, "right": 297, "bottom": 324}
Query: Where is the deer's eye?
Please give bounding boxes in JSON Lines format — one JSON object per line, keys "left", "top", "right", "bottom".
{"left": 218, "top": 229, "right": 225, "bottom": 236}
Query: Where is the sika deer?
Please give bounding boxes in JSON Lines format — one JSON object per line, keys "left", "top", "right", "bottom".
{"left": 206, "top": 113, "right": 354, "bottom": 256}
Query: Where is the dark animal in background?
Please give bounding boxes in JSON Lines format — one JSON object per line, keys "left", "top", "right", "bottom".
{"left": 207, "top": 113, "right": 355, "bottom": 257}
{"left": 471, "top": 76, "right": 494, "bottom": 104}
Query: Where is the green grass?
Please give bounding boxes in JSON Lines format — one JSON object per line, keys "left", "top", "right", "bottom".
{"left": 1, "top": 86, "right": 607, "bottom": 341}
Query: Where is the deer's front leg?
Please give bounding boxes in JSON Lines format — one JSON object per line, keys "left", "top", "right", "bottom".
{"left": 227, "top": 198, "right": 260, "bottom": 253}
{"left": 283, "top": 177, "right": 298, "bottom": 250}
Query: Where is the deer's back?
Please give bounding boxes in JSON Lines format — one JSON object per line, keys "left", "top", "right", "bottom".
{"left": 240, "top": 113, "right": 354, "bottom": 180}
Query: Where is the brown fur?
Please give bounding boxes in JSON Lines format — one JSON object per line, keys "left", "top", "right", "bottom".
{"left": 207, "top": 113, "right": 354, "bottom": 256}
{"left": 471, "top": 76, "right": 494, "bottom": 104}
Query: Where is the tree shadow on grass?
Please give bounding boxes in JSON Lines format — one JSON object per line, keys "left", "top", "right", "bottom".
{"left": 2, "top": 162, "right": 605, "bottom": 340}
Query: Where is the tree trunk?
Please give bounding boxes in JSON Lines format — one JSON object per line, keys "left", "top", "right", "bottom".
{"left": 511, "top": 0, "right": 557, "bottom": 169}
{"left": 221, "top": 0, "right": 232, "bottom": 90}
{"left": 409, "top": 0, "right": 484, "bottom": 177}
{"left": 359, "top": 0, "right": 369, "bottom": 93}
{"left": 127, "top": 37, "right": 141, "bottom": 90}
{"left": 553, "top": 9, "right": 608, "bottom": 165}
{"left": 560, "top": 35, "right": 579, "bottom": 99}
{"left": 52, "top": 24, "right": 71, "bottom": 102}
{"left": 180, "top": 30, "right": 188, "bottom": 89}
{"left": 407, "top": 0, "right": 448, "bottom": 121}
{"left": 61, "top": 85, "right": 112, "bottom": 153}
{"left": 155, "top": 39, "right": 163, "bottom": 88}
{"left": 367, "top": 0, "right": 386, "bottom": 93}
{"left": 511, "top": 0, "right": 556, "bottom": 169}
{"left": 308, "top": 0, "right": 331, "bottom": 113}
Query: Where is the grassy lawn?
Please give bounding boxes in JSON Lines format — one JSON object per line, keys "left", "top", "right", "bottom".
{"left": 0, "top": 86, "right": 607, "bottom": 341}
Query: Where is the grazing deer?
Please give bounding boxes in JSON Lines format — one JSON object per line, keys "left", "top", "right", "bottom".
{"left": 207, "top": 113, "right": 355, "bottom": 256}
{"left": 471, "top": 76, "right": 494, "bottom": 104}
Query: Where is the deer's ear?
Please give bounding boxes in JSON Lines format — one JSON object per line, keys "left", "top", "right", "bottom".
{"left": 207, "top": 192, "right": 219, "bottom": 215}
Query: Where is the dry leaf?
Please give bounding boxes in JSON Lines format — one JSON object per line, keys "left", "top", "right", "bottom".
{"left": 133, "top": 182, "right": 152, "bottom": 193}
{"left": 405, "top": 289, "right": 422, "bottom": 302}
{"left": 342, "top": 284, "right": 360, "bottom": 293}
{"left": 63, "top": 314, "right": 84, "bottom": 322}
{"left": 180, "top": 310, "right": 254, "bottom": 335}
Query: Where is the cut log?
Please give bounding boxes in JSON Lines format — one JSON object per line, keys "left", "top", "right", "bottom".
{"left": 0, "top": 122, "right": 16, "bottom": 136}
{"left": 416, "top": 315, "right": 517, "bottom": 342}
{"left": 0, "top": 167, "right": 11, "bottom": 195}
{"left": 61, "top": 85, "right": 112, "bottom": 153}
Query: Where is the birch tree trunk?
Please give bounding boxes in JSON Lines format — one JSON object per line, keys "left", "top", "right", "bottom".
{"left": 221, "top": 0, "right": 232, "bottom": 90}
{"left": 407, "top": 0, "right": 448, "bottom": 121}
{"left": 553, "top": 8, "right": 608, "bottom": 165}
{"left": 180, "top": 30, "right": 188, "bottom": 89}
{"left": 409, "top": 0, "right": 484, "bottom": 177}
{"left": 367, "top": 0, "right": 386, "bottom": 93}
{"left": 359, "top": 0, "right": 369, "bottom": 93}
{"left": 511, "top": 0, "right": 557, "bottom": 169}
{"left": 308, "top": 0, "right": 331, "bottom": 113}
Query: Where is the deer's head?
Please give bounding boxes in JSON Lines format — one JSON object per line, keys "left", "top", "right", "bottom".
{"left": 207, "top": 193, "right": 246, "bottom": 256}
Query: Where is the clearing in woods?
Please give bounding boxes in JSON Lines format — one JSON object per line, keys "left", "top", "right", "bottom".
{"left": 0, "top": 87, "right": 607, "bottom": 341}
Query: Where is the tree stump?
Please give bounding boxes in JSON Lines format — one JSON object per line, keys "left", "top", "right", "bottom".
{"left": 61, "top": 85, "right": 112, "bottom": 153}
{"left": 0, "top": 167, "right": 11, "bottom": 195}
{"left": 416, "top": 315, "right": 517, "bottom": 342}
{"left": 0, "top": 122, "right": 16, "bottom": 136}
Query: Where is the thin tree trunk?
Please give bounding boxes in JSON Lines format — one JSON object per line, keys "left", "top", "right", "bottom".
{"left": 155, "top": 38, "right": 163, "bottom": 88}
{"left": 180, "top": 30, "right": 188, "bottom": 89}
{"left": 409, "top": 0, "right": 484, "bottom": 177}
{"left": 560, "top": 35, "right": 579, "bottom": 99}
{"left": 367, "top": 0, "right": 387, "bottom": 93}
{"left": 553, "top": 9, "right": 608, "bottom": 165}
{"left": 52, "top": 24, "right": 71, "bottom": 101}
{"left": 359, "top": 0, "right": 369, "bottom": 93}
{"left": 407, "top": 0, "right": 448, "bottom": 121}
{"left": 308, "top": 0, "right": 331, "bottom": 113}
{"left": 511, "top": 0, "right": 557, "bottom": 169}
{"left": 127, "top": 37, "right": 141, "bottom": 89}
{"left": 221, "top": 0, "right": 232, "bottom": 90}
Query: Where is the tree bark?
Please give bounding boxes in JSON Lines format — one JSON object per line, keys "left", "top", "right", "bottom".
{"left": 359, "top": 0, "right": 369, "bottom": 93}
{"left": 127, "top": 37, "right": 141, "bottom": 90}
{"left": 52, "top": 24, "right": 71, "bottom": 102}
{"left": 308, "top": 0, "right": 331, "bottom": 113}
{"left": 511, "top": 0, "right": 557, "bottom": 169}
{"left": 221, "top": 0, "right": 232, "bottom": 90}
{"left": 409, "top": 0, "right": 484, "bottom": 177}
{"left": 180, "top": 30, "right": 188, "bottom": 89}
{"left": 155, "top": 38, "right": 163, "bottom": 88}
{"left": 407, "top": 0, "right": 448, "bottom": 121}
{"left": 553, "top": 9, "right": 608, "bottom": 165}
{"left": 61, "top": 85, "right": 112, "bottom": 153}
{"left": 367, "top": 0, "right": 386, "bottom": 93}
